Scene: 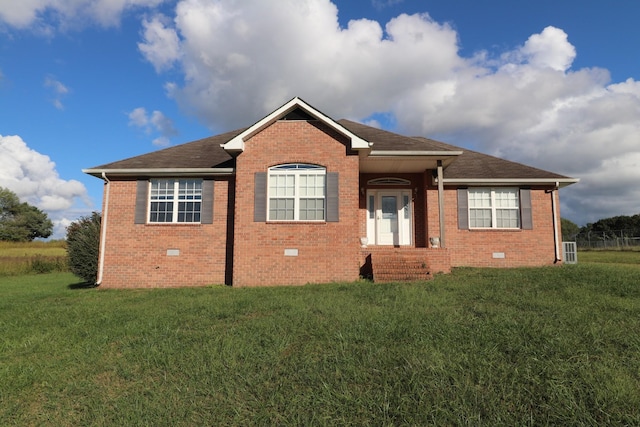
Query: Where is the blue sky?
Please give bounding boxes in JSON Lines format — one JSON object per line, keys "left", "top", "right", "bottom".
{"left": 1, "top": 0, "right": 640, "bottom": 237}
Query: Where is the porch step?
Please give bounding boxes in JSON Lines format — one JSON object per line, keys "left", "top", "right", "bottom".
{"left": 371, "top": 252, "right": 431, "bottom": 282}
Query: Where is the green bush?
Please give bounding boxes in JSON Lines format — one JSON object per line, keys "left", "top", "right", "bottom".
{"left": 30, "top": 255, "right": 67, "bottom": 274}
{"left": 66, "top": 212, "right": 101, "bottom": 284}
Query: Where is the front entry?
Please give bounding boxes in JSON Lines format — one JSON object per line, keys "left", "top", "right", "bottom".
{"left": 366, "top": 190, "right": 412, "bottom": 246}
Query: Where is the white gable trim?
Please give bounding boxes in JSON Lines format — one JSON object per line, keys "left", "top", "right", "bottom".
{"left": 221, "top": 97, "right": 371, "bottom": 153}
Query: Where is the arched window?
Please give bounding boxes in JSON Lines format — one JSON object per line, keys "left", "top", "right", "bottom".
{"left": 268, "top": 164, "right": 326, "bottom": 221}
{"left": 367, "top": 177, "right": 411, "bottom": 186}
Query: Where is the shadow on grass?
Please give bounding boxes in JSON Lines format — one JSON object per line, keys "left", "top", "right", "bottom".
{"left": 68, "top": 282, "right": 98, "bottom": 290}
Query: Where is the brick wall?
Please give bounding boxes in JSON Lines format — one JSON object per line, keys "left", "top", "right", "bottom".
{"left": 98, "top": 178, "right": 231, "bottom": 288}
{"left": 444, "top": 186, "right": 562, "bottom": 267}
{"left": 231, "top": 120, "right": 361, "bottom": 287}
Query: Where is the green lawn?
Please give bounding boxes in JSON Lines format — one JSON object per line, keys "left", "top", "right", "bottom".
{"left": 578, "top": 249, "right": 640, "bottom": 265}
{"left": 1, "top": 263, "right": 639, "bottom": 425}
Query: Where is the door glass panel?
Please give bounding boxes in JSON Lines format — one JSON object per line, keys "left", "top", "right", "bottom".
{"left": 382, "top": 196, "right": 397, "bottom": 220}
{"left": 368, "top": 195, "right": 375, "bottom": 219}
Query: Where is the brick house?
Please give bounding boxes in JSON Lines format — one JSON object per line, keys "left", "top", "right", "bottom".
{"left": 84, "top": 97, "right": 578, "bottom": 288}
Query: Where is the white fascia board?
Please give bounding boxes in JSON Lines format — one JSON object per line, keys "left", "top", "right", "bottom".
{"left": 440, "top": 178, "right": 580, "bottom": 188}
{"left": 221, "top": 97, "right": 371, "bottom": 152}
{"left": 82, "top": 168, "right": 235, "bottom": 178}
{"left": 369, "top": 150, "right": 463, "bottom": 156}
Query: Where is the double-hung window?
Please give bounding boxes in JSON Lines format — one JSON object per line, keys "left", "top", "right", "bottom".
{"left": 468, "top": 188, "right": 520, "bottom": 229}
{"left": 149, "top": 179, "right": 202, "bottom": 223}
{"left": 268, "top": 164, "right": 326, "bottom": 221}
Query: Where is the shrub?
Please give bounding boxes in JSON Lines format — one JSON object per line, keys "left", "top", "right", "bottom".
{"left": 30, "top": 255, "right": 67, "bottom": 274}
{"left": 66, "top": 212, "right": 101, "bottom": 284}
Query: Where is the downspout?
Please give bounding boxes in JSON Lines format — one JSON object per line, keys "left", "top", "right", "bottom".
{"left": 96, "top": 172, "right": 110, "bottom": 285}
{"left": 437, "top": 160, "right": 445, "bottom": 248}
{"left": 550, "top": 182, "right": 561, "bottom": 263}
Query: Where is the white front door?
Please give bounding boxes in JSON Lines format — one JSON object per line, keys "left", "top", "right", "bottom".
{"left": 366, "top": 190, "right": 412, "bottom": 246}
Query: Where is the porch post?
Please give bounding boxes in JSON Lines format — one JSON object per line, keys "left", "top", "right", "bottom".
{"left": 437, "top": 160, "right": 446, "bottom": 248}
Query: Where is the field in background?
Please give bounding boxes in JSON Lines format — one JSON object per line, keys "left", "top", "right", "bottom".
{"left": 578, "top": 248, "right": 640, "bottom": 265}
{"left": 0, "top": 241, "right": 68, "bottom": 276}
{"left": 1, "top": 260, "right": 639, "bottom": 425}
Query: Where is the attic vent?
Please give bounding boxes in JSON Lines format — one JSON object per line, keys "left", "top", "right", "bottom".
{"left": 367, "top": 177, "right": 411, "bottom": 186}
{"left": 281, "top": 108, "right": 316, "bottom": 121}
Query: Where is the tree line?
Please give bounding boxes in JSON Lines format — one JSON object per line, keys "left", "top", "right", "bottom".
{"left": 562, "top": 214, "right": 640, "bottom": 241}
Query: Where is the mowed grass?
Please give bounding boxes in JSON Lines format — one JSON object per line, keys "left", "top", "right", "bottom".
{"left": 578, "top": 248, "right": 640, "bottom": 265}
{"left": 1, "top": 263, "right": 640, "bottom": 425}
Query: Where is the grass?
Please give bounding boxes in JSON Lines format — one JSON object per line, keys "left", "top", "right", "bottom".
{"left": 1, "top": 260, "right": 639, "bottom": 425}
{"left": 578, "top": 249, "right": 640, "bottom": 265}
{"left": 0, "top": 241, "right": 68, "bottom": 276}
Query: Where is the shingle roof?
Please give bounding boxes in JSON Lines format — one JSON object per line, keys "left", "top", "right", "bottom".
{"left": 86, "top": 118, "right": 574, "bottom": 182}
{"left": 410, "top": 137, "right": 571, "bottom": 181}
{"left": 338, "top": 119, "right": 459, "bottom": 152}
{"left": 90, "top": 128, "right": 243, "bottom": 170}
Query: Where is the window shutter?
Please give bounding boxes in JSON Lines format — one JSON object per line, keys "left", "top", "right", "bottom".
{"left": 134, "top": 180, "right": 148, "bottom": 224}
{"left": 201, "top": 179, "right": 214, "bottom": 224}
{"left": 457, "top": 188, "right": 469, "bottom": 230}
{"left": 254, "top": 172, "right": 267, "bottom": 222}
{"left": 326, "top": 172, "right": 339, "bottom": 222}
{"left": 520, "top": 188, "right": 533, "bottom": 230}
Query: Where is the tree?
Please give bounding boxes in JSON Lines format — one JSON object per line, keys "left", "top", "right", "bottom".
{"left": 0, "top": 187, "right": 53, "bottom": 241}
{"left": 561, "top": 218, "right": 580, "bottom": 241}
{"left": 66, "top": 212, "right": 101, "bottom": 284}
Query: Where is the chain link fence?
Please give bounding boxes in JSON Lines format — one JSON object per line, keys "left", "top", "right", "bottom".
{"left": 573, "top": 229, "right": 640, "bottom": 249}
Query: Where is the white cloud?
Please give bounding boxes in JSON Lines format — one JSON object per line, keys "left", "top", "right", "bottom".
{"left": 0, "top": 134, "right": 91, "bottom": 238}
{"left": 0, "top": 0, "right": 166, "bottom": 31}
{"left": 128, "top": 107, "right": 177, "bottom": 145}
{"left": 44, "top": 75, "right": 69, "bottom": 110}
{"left": 136, "top": 0, "right": 640, "bottom": 225}
{"left": 138, "top": 14, "right": 181, "bottom": 72}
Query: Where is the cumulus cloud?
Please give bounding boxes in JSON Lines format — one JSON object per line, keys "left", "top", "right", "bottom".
{"left": 136, "top": 1, "right": 640, "bottom": 225}
{"left": 0, "top": 134, "right": 90, "bottom": 238}
{"left": 138, "top": 14, "right": 181, "bottom": 72}
{"left": 0, "top": 0, "right": 166, "bottom": 32}
{"left": 128, "top": 107, "right": 177, "bottom": 146}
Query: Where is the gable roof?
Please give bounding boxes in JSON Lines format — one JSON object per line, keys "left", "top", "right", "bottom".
{"left": 84, "top": 99, "right": 577, "bottom": 187}
{"left": 222, "top": 97, "right": 370, "bottom": 154}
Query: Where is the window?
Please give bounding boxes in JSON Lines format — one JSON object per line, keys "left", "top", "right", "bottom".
{"left": 149, "top": 179, "right": 202, "bottom": 223}
{"left": 268, "top": 164, "right": 326, "bottom": 221}
{"left": 468, "top": 188, "right": 520, "bottom": 229}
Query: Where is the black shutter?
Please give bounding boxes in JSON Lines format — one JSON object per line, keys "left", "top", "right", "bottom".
{"left": 326, "top": 172, "right": 339, "bottom": 222}
{"left": 457, "top": 188, "right": 469, "bottom": 230}
{"left": 254, "top": 172, "right": 267, "bottom": 222}
{"left": 201, "top": 179, "right": 214, "bottom": 224}
{"left": 520, "top": 188, "right": 533, "bottom": 230}
{"left": 134, "top": 180, "right": 149, "bottom": 224}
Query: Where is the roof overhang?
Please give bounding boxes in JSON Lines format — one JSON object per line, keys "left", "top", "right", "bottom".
{"left": 360, "top": 150, "right": 462, "bottom": 173}
{"left": 221, "top": 97, "right": 371, "bottom": 154}
{"left": 82, "top": 168, "right": 235, "bottom": 179}
{"left": 437, "top": 178, "right": 580, "bottom": 188}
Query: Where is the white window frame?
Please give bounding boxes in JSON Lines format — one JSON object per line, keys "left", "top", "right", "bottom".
{"left": 149, "top": 179, "right": 203, "bottom": 223}
{"left": 468, "top": 187, "right": 520, "bottom": 229}
{"left": 267, "top": 164, "right": 326, "bottom": 221}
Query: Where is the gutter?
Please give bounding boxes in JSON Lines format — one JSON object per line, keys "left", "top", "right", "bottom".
{"left": 95, "top": 172, "right": 110, "bottom": 286}
{"left": 440, "top": 177, "right": 579, "bottom": 188}
{"left": 548, "top": 182, "right": 561, "bottom": 263}
{"left": 369, "top": 150, "right": 463, "bottom": 157}
{"left": 82, "top": 168, "right": 235, "bottom": 178}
